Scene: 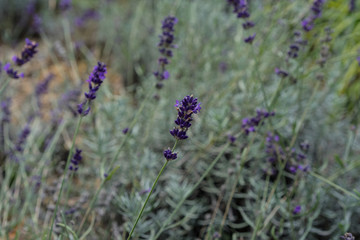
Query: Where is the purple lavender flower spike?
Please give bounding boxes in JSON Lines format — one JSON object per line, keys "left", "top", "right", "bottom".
{"left": 77, "top": 62, "right": 107, "bottom": 116}
{"left": 15, "top": 124, "right": 31, "bottom": 152}
{"left": 69, "top": 148, "right": 82, "bottom": 171}
{"left": 154, "top": 16, "right": 178, "bottom": 88}
{"left": 228, "top": 0, "right": 250, "bottom": 18}
{"left": 349, "top": 0, "right": 356, "bottom": 12}
{"left": 293, "top": 205, "right": 301, "bottom": 214}
{"left": 163, "top": 148, "right": 177, "bottom": 161}
{"left": 4, "top": 63, "right": 24, "bottom": 79}
{"left": 122, "top": 127, "right": 129, "bottom": 134}
{"left": 170, "top": 95, "right": 201, "bottom": 140}
{"left": 12, "top": 39, "right": 38, "bottom": 66}
{"left": 242, "top": 109, "right": 274, "bottom": 135}
{"left": 36, "top": 74, "right": 54, "bottom": 107}
{"left": 340, "top": 233, "right": 355, "bottom": 240}
{"left": 228, "top": 134, "right": 236, "bottom": 143}
{"left": 244, "top": 33, "right": 256, "bottom": 44}
{"left": 75, "top": 9, "right": 100, "bottom": 27}
{"left": 242, "top": 21, "right": 255, "bottom": 29}
{"left": 59, "top": 0, "right": 72, "bottom": 11}
{"left": 302, "top": 0, "right": 325, "bottom": 32}
{"left": 275, "top": 68, "right": 289, "bottom": 78}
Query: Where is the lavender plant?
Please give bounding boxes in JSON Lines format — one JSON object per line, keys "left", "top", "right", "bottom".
{"left": 1, "top": 1, "right": 360, "bottom": 239}
{"left": 127, "top": 95, "right": 201, "bottom": 239}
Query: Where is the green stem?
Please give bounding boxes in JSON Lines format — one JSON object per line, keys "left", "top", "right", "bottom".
{"left": 127, "top": 140, "right": 178, "bottom": 239}
{"left": 127, "top": 161, "right": 169, "bottom": 239}
{"left": 77, "top": 89, "right": 155, "bottom": 236}
{"left": 48, "top": 116, "right": 83, "bottom": 240}
{"left": 153, "top": 143, "right": 230, "bottom": 240}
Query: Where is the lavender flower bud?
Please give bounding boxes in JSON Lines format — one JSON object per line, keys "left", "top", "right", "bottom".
{"left": 36, "top": 74, "right": 54, "bottom": 108}
{"left": 241, "top": 109, "right": 274, "bottom": 135}
{"left": 4, "top": 63, "right": 24, "bottom": 79}
{"left": 293, "top": 205, "right": 301, "bottom": 214}
{"left": 122, "top": 127, "right": 129, "bottom": 134}
{"left": 1, "top": 98, "right": 11, "bottom": 123}
{"left": 59, "top": 0, "right": 72, "bottom": 11}
{"left": 15, "top": 123, "right": 31, "bottom": 152}
{"left": 12, "top": 39, "right": 38, "bottom": 66}
{"left": 170, "top": 95, "right": 201, "bottom": 140}
{"left": 275, "top": 68, "right": 289, "bottom": 78}
{"left": 349, "top": 0, "right": 356, "bottom": 12}
{"left": 302, "top": 0, "right": 325, "bottom": 32}
{"left": 340, "top": 233, "right": 355, "bottom": 240}
{"left": 244, "top": 33, "right": 256, "bottom": 44}
{"left": 163, "top": 148, "right": 177, "bottom": 161}
{"left": 69, "top": 148, "right": 82, "bottom": 171}
{"left": 242, "top": 21, "right": 255, "bottom": 29}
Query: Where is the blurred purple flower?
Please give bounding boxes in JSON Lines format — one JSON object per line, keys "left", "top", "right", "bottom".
{"left": 242, "top": 109, "right": 274, "bottom": 135}
{"left": 0, "top": 97, "right": 11, "bottom": 151}
{"left": 122, "top": 127, "right": 129, "bottom": 134}
{"left": 75, "top": 9, "right": 100, "bottom": 27}
{"left": 302, "top": 0, "right": 325, "bottom": 32}
{"left": 4, "top": 63, "right": 24, "bottom": 79}
{"left": 228, "top": 0, "right": 250, "bottom": 19}
{"left": 349, "top": 0, "right": 356, "bottom": 12}
{"left": 275, "top": 68, "right": 289, "bottom": 78}
{"left": 154, "top": 16, "right": 178, "bottom": 88}
{"left": 12, "top": 39, "right": 38, "bottom": 66}
{"left": 69, "top": 148, "right": 82, "bottom": 171}
{"left": 1, "top": 98, "right": 12, "bottom": 123}
{"left": 242, "top": 21, "right": 255, "bottom": 29}
{"left": 244, "top": 33, "right": 256, "bottom": 44}
{"left": 340, "top": 233, "right": 355, "bottom": 240}
{"left": 15, "top": 123, "right": 31, "bottom": 152}
{"left": 293, "top": 205, "right": 301, "bottom": 214}
{"left": 35, "top": 74, "right": 54, "bottom": 108}
{"left": 78, "top": 62, "right": 107, "bottom": 116}
{"left": 228, "top": 134, "right": 236, "bottom": 143}
{"left": 59, "top": 0, "right": 72, "bottom": 11}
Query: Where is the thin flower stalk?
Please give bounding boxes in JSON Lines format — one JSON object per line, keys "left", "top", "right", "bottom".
{"left": 48, "top": 62, "right": 106, "bottom": 240}
{"left": 128, "top": 95, "right": 201, "bottom": 239}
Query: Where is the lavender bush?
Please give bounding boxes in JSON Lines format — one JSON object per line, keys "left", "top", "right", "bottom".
{"left": 0, "top": 1, "right": 359, "bottom": 240}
